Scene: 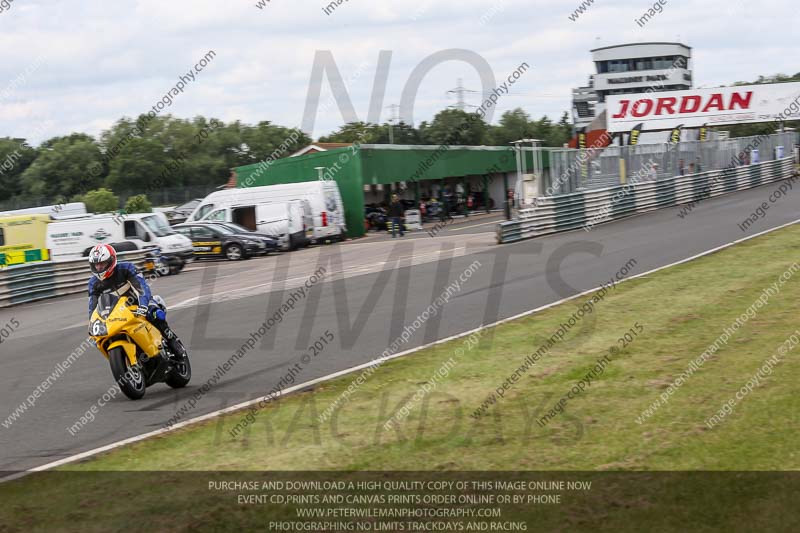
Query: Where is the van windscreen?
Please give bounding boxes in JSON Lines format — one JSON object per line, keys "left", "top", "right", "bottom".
{"left": 141, "top": 216, "right": 172, "bottom": 237}
{"left": 196, "top": 204, "right": 215, "bottom": 220}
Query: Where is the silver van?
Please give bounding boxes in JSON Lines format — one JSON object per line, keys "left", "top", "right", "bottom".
{"left": 202, "top": 200, "right": 313, "bottom": 251}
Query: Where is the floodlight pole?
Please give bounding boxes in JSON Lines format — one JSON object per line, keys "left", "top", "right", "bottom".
{"left": 511, "top": 138, "right": 543, "bottom": 210}
{"left": 508, "top": 141, "right": 525, "bottom": 220}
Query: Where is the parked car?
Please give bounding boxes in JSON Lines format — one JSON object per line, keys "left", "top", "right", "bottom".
{"left": 165, "top": 199, "right": 202, "bottom": 225}
{"left": 173, "top": 222, "right": 266, "bottom": 261}
{"left": 194, "top": 221, "right": 280, "bottom": 253}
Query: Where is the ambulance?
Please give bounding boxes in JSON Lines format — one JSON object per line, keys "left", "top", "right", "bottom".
{"left": 0, "top": 214, "right": 51, "bottom": 267}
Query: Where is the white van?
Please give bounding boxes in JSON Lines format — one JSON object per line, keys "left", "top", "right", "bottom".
{"left": 202, "top": 200, "right": 312, "bottom": 251}
{"left": 188, "top": 181, "right": 346, "bottom": 242}
{"left": 46, "top": 213, "right": 194, "bottom": 269}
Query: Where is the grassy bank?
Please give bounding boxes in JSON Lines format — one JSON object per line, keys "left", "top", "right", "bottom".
{"left": 3, "top": 223, "right": 800, "bottom": 531}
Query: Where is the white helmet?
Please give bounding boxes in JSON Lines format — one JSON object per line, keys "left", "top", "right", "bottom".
{"left": 88, "top": 244, "right": 117, "bottom": 281}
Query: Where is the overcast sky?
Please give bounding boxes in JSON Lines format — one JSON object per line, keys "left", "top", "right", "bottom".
{"left": 0, "top": 0, "right": 797, "bottom": 146}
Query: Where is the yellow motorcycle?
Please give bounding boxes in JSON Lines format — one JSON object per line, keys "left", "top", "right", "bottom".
{"left": 89, "top": 284, "right": 191, "bottom": 400}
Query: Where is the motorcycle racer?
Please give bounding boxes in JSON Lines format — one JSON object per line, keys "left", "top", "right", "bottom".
{"left": 87, "top": 244, "right": 186, "bottom": 360}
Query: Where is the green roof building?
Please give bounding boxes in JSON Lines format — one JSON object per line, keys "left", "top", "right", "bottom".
{"left": 234, "top": 144, "right": 550, "bottom": 238}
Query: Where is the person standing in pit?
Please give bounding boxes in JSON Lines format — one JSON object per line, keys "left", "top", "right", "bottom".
{"left": 388, "top": 194, "right": 405, "bottom": 238}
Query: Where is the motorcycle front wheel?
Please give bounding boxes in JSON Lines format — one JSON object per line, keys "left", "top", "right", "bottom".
{"left": 109, "top": 347, "right": 146, "bottom": 400}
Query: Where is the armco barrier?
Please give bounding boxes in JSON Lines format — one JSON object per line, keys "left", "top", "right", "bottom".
{"left": 497, "top": 158, "right": 795, "bottom": 244}
{"left": 0, "top": 250, "right": 150, "bottom": 308}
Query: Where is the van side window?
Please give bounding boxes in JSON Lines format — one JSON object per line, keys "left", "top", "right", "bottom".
{"left": 124, "top": 221, "right": 149, "bottom": 241}
{"left": 124, "top": 221, "right": 138, "bottom": 239}
{"left": 0, "top": 228, "right": 4, "bottom": 246}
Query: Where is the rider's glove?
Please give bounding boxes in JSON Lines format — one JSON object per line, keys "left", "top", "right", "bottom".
{"left": 134, "top": 305, "right": 148, "bottom": 317}
{"left": 150, "top": 307, "right": 166, "bottom": 322}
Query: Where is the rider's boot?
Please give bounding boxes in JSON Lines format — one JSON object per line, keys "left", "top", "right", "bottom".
{"left": 161, "top": 326, "right": 187, "bottom": 361}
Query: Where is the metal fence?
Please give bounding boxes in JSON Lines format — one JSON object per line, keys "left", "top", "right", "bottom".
{"left": 0, "top": 250, "right": 150, "bottom": 308}
{"left": 117, "top": 185, "right": 219, "bottom": 207}
{"left": 546, "top": 132, "right": 798, "bottom": 196}
{"left": 499, "top": 157, "right": 795, "bottom": 244}
{"left": 0, "top": 185, "right": 219, "bottom": 212}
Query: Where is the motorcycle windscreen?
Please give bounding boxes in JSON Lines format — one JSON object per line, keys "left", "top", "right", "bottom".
{"left": 97, "top": 293, "right": 120, "bottom": 319}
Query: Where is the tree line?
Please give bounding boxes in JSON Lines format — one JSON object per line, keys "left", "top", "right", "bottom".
{"left": 726, "top": 72, "right": 800, "bottom": 137}
{"left": 0, "top": 115, "right": 310, "bottom": 209}
{"left": 0, "top": 108, "right": 572, "bottom": 209}
{"left": 5, "top": 65, "right": 793, "bottom": 211}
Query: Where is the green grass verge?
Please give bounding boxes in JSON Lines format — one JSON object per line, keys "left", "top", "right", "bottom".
{"left": 4, "top": 224, "right": 800, "bottom": 531}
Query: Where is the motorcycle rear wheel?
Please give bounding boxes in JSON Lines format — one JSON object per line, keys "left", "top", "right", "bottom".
{"left": 166, "top": 351, "right": 192, "bottom": 389}
{"left": 109, "top": 347, "right": 146, "bottom": 400}
{"left": 156, "top": 261, "right": 171, "bottom": 277}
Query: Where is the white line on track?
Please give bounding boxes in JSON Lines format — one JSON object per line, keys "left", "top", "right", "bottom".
{"left": 55, "top": 248, "right": 467, "bottom": 330}
{"left": 340, "top": 230, "right": 491, "bottom": 245}
{"left": 447, "top": 220, "right": 502, "bottom": 231}
{"left": 4, "top": 217, "right": 799, "bottom": 483}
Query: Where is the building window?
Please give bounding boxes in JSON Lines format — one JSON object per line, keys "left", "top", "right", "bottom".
{"left": 597, "top": 53, "right": 689, "bottom": 76}
{"left": 610, "top": 60, "right": 629, "bottom": 73}
{"left": 653, "top": 56, "right": 674, "bottom": 69}
{"left": 575, "top": 102, "right": 593, "bottom": 118}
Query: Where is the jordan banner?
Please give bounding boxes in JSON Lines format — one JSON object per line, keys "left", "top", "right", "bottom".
{"left": 606, "top": 82, "right": 800, "bottom": 133}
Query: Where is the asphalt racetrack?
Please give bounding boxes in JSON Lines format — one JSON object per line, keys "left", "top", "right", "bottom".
{"left": 1, "top": 180, "right": 799, "bottom": 474}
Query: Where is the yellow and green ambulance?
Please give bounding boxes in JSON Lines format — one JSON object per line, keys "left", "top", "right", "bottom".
{"left": 0, "top": 214, "right": 50, "bottom": 267}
